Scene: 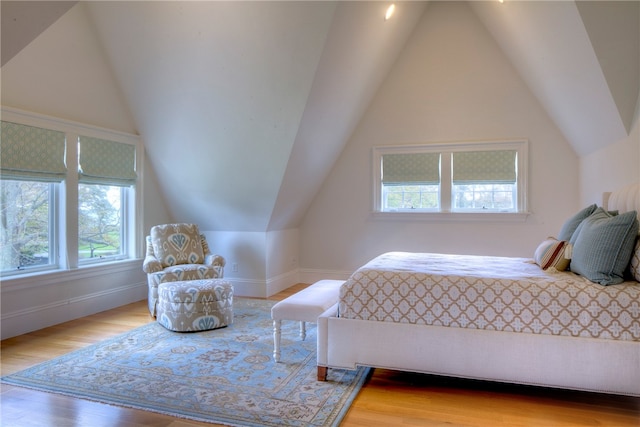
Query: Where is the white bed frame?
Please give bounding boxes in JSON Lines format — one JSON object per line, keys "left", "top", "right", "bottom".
{"left": 317, "top": 182, "right": 640, "bottom": 396}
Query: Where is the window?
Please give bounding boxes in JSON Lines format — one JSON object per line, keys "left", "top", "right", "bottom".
{"left": 451, "top": 149, "right": 518, "bottom": 211}
{"left": 1, "top": 121, "right": 65, "bottom": 274}
{"left": 0, "top": 116, "right": 139, "bottom": 277}
{"left": 381, "top": 152, "right": 440, "bottom": 211}
{"left": 77, "top": 135, "right": 137, "bottom": 264}
{"left": 373, "top": 140, "right": 528, "bottom": 217}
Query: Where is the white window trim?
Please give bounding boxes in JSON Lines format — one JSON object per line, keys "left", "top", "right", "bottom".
{"left": 1, "top": 106, "right": 144, "bottom": 277}
{"left": 372, "top": 139, "right": 530, "bottom": 222}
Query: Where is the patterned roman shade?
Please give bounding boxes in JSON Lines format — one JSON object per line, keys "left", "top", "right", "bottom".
{"left": 452, "top": 150, "right": 517, "bottom": 184}
{"left": 382, "top": 153, "right": 440, "bottom": 185}
{"left": 78, "top": 136, "right": 137, "bottom": 186}
{"left": 0, "top": 121, "right": 67, "bottom": 182}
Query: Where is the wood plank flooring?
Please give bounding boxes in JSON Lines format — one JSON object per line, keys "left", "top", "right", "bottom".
{"left": 2, "top": 283, "right": 639, "bottom": 426}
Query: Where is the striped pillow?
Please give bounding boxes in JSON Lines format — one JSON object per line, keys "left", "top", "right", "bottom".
{"left": 534, "top": 237, "right": 571, "bottom": 271}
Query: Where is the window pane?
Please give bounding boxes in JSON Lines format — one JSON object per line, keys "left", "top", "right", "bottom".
{"left": 383, "top": 184, "right": 439, "bottom": 210}
{"left": 78, "top": 184, "right": 123, "bottom": 260}
{"left": 0, "top": 180, "right": 54, "bottom": 271}
{"left": 453, "top": 183, "right": 515, "bottom": 211}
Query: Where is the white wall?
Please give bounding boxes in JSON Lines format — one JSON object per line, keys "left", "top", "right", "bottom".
{"left": 266, "top": 228, "right": 300, "bottom": 295}
{"left": 141, "top": 152, "right": 174, "bottom": 236}
{"left": 299, "top": 1, "right": 580, "bottom": 276}
{"left": 202, "top": 229, "right": 300, "bottom": 298}
{"left": 579, "top": 100, "right": 640, "bottom": 205}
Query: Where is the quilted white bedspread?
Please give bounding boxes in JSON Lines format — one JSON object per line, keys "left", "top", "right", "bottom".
{"left": 338, "top": 252, "right": 640, "bottom": 341}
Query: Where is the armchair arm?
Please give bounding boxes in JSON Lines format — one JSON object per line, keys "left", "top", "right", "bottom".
{"left": 142, "top": 235, "right": 163, "bottom": 273}
{"left": 143, "top": 255, "right": 163, "bottom": 274}
{"left": 205, "top": 254, "right": 225, "bottom": 278}
{"left": 205, "top": 254, "right": 226, "bottom": 268}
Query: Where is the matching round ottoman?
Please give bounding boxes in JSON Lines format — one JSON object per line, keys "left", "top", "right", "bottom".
{"left": 156, "top": 279, "right": 233, "bottom": 332}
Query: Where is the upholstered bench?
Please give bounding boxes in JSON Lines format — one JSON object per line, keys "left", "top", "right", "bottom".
{"left": 156, "top": 279, "right": 233, "bottom": 332}
{"left": 271, "top": 279, "right": 345, "bottom": 362}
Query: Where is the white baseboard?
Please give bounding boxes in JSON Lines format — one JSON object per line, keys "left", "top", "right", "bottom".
{"left": 266, "top": 270, "right": 300, "bottom": 297}
{"left": 224, "top": 277, "right": 270, "bottom": 298}
{"left": 1, "top": 281, "right": 147, "bottom": 339}
{"left": 224, "top": 270, "right": 300, "bottom": 298}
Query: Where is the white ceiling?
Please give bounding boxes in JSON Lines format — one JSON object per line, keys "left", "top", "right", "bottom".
{"left": 2, "top": 1, "right": 638, "bottom": 232}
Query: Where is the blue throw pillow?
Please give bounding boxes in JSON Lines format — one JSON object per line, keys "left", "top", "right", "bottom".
{"left": 557, "top": 204, "right": 597, "bottom": 241}
{"left": 569, "top": 208, "right": 639, "bottom": 285}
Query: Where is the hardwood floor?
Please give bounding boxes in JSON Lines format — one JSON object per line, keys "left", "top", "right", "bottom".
{"left": 2, "top": 283, "right": 639, "bottom": 426}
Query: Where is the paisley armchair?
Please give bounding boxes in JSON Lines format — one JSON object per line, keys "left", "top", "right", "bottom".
{"left": 142, "top": 223, "right": 225, "bottom": 317}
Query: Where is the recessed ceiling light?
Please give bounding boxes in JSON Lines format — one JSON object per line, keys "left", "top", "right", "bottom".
{"left": 385, "top": 4, "right": 396, "bottom": 21}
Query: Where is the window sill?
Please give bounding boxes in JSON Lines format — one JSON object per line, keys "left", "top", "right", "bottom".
{"left": 1, "top": 258, "right": 143, "bottom": 292}
{"left": 370, "top": 211, "right": 531, "bottom": 222}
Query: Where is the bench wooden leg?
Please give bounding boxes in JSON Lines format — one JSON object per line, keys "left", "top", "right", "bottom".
{"left": 317, "top": 366, "right": 328, "bottom": 381}
{"left": 273, "top": 319, "right": 282, "bottom": 362}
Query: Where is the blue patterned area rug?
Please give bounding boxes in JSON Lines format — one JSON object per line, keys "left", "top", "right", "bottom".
{"left": 1, "top": 298, "right": 370, "bottom": 426}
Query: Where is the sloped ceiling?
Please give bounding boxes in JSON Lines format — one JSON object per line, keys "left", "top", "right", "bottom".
{"left": 1, "top": 1, "right": 136, "bottom": 132}
{"left": 2, "top": 1, "right": 638, "bottom": 233}
{"left": 85, "top": 1, "right": 341, "bottom": 233}
{"left": 1, "top": 1, "right": 76, "bottom": 66}
{"left": 83, "top": 1, "right": 429, "bottom": 232}
{"left": 471, "top": 0, "right": 639, "bottom": 156}
{"left": 576, "top": 0, "right": 640, "bottom": 135}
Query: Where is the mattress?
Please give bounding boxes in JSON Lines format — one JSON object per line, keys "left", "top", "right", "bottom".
{"left": 338, "top": 252, "right": 640, "bottom": 341}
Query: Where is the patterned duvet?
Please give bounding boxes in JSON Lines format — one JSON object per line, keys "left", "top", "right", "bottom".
{"left": 338, "top": 252, "right": 640, "bottom": 341}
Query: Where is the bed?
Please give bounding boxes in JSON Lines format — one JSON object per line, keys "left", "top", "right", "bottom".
{"left": 317, "top": 182, "right": 640, "bottom": 396}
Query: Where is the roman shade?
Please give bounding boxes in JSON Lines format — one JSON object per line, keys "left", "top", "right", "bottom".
{"left": 382, "top": 153, "right": 440, "bottom": 185}
{"left": 0, "top": 121, "right": 67, "bottom": 182}
{"left": 452, "top": 150, "right": 517, "bottom": 184}
{"left": 78, "top": 136, "right": 137, "bottom": 186}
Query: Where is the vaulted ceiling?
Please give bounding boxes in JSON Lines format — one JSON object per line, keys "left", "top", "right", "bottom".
{"left": 2, "top": 1, "right": 638, "bottom": 233}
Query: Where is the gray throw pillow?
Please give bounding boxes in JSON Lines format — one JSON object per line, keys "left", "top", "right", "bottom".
{"left": 569, "top": 208, "right": 639, "bottom": 285}
{"left": 557, "top": 204, "right": 597, "bottom": 241}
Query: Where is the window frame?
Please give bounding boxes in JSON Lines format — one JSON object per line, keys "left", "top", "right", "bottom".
{"left": 0, "top": 107, "right": 143, "bottom": 278}
{"left": 372, "top": 139, "right": 529, "bottom": 222}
